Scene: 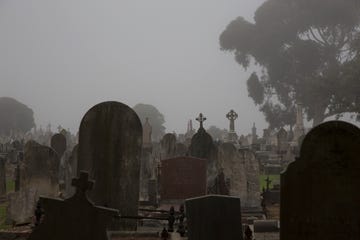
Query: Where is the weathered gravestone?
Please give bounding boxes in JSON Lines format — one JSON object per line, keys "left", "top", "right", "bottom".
{"left": 28, "top": 171, "right": 119, "bottom": 240}
{"left": 186, "top": 195, "right": 244, "bottom": 240}
{"left": 77, "top": 101, "right": 142, "bottom": 230}
{"left": 51, "top": 133, "right": 67, "bottom": 193}
{"left": 160, "top": 133, "right": 177, "bottom": 159}
{"left": 281, "top": 121, "right": 360, "bottom": 240}
{"left": 7, "top": 140, "right": 60, "bottom": 224}
{"left": 216, "top": 143, "right": 261, "bottom": 207}
{"left": 175, "top": 143, "right": 188, "bottom": 156}
{"left": 160, "top": 156, "right": 207, "bottom": 201}
{"left": 189, "top": 113, "right": 218, "bottom": 186}
{"left": 0, "top": 156, "right": 6, "bottom": 198}
{"left": 20, "top": 140, "right": 60, "bottom": 195}
{"left": 50, "top": 133, "right": 66, "bottom": 159}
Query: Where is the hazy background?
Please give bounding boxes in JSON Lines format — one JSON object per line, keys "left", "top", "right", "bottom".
{"left": 0, "top": 0, "right": 266, "bottom": 135}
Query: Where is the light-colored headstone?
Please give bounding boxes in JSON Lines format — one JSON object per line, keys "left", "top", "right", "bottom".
{"left": 281, "top": 121, "right": 360, "bottom": 240}
{"left": 217, "top": 143, "right": 260, "bottom": 207}
{"left": 77, "top": 101, "right": 142, "bottom": 230}
{"left": 8, "top": 140, "right": 60, "bottom": 225}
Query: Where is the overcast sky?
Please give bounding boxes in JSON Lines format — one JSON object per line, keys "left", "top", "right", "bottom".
{"left": 0, "top": 0, "right": 267, "bottom": 135}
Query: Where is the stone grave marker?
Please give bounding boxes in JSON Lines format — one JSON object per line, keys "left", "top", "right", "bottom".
{"left": 28, "top": 171, "right": 119, "bottom": 240}
{"left": 175, "top": 143, "right": 188, "bottom": 156}
{"left": 281, "top": 121, "right": 360, "bottom": 240}
{"left": 7, "top": 140, "right": 60, "bottom": 224}
{"left": 160, "top": 156, "right": 207, "bottom": 200}
{"left": 77, "top": 101, "right": 142, "bottom": 230}
{"left": 50, "top": 133, "right": 67, "bottom": 159}
{"left": 20, "top": 140, "right": 60, "bottom": 196}
{"left": 189, "top": 113, "right": 218, "bottom": 185}
{"left": 160, "top": 133, "right": 177, "bottom": 159}
{"left": 142, "top": 117, "right": 152, "bottom": 148}
{"left": 186, "top": 195, "right": 244, "bottom": 240}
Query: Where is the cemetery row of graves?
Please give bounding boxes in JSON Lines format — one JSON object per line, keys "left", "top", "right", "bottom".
{"left": 0, "top": 100, "right": 358, "bottom": 240}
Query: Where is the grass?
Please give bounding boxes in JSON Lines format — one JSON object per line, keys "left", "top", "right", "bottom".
{"left": 0, "top": 203, "right": 11, "bottom": 230}
{"left": 0, "top": 180, "right": 16, "bottom": 229}
{"left": 259, "top": 175, "right": 280, "bottom": 191}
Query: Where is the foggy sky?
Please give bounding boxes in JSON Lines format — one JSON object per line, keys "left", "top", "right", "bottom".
{"left": 0, "top": 0, "right": 267, "bottom": 135}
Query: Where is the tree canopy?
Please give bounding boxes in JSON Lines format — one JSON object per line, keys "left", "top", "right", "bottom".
{"left": 0, "top": 97, "right": 35, "bottom": 135}
{"left": 220, "top": 0, "right": 360, "bottom": 128}
{"left": 133, "top": 103, "right": 165, "bottom": 141}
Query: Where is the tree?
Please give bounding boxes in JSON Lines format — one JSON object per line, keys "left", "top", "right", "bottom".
{"left": 133, "top": 103, "right": 165, "bottom": 141}
{"left": 220, "top": 0, "right": 360, "bottom": 127}
{"left": 0, "top": 97, "right": 35, "bottom": 135}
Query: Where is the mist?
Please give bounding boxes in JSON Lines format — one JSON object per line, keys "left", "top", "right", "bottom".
{"left": 0, "top": 0, "right": 266, "bottom": 135}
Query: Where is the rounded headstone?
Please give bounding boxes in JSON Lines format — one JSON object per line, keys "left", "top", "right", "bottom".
{"left": 161, "top": 133, "right": 177, "bottom": 158}
{"left": 281, "top": 121, "right": 360, "bottom": 240}
{"left": 77, "top": 101, "right": 142, "bottom": 230}
{"left": 51, "top": 133, "right": 67, "bottom": 158}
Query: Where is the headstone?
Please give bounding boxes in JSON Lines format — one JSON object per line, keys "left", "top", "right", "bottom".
{"left": 77, "top": 101, "right": 142, "bottom": 230}
{"left": 226, "top": 109, "right": 238, "bottom": 142}
{"left": 189, "top": 113, "right": 218, "bottom": 184}
{"left": 142, "top": 118, "right": 152, "bottom": 148}
{"left": 28, "top": 171, "right": 119, "bottom": 240}
{"left": 0, "top": 157, "right": 6, "bottom": 197}
{"left": 186, "top": 195, "right": 244, "bottom": 240}
{"left": 51, "top": 133, "right": 67, "bottom": 159}
{"left": 160, "top": 156, "right": 207, "bottom": 200}
{"left": 160, "top": 133, "right": 177, "bottom": 159}
{"left": 7, "top": 140, "right": 60, "bottom": 225}
{"left": 175, "top": 143, "right": 188, "bottom": 156}
{"left": 63, "top": 144, "right": 78, "bottom": 197}
{"left": 281, "top": 121, "right": 360, "bottom": 240}
{"left": 20, "top": 140, "right": 60, "bottom": 196}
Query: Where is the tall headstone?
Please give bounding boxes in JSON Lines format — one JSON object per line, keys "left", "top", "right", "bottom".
{"left": 226, "top": 109, "right": 238, "bottom": 142}
{"left": 189, "top": 113, "right": 218, "bottom": 185}
{"left": 77, "top": 101, "right": 142, "bottom": 230}
{"left": 217, "top": 143, "right": 260, "bottom": 207}
{"left": 281, "top": 121, "right": 360, "bottom": 240}
{"left": 142, "top": 118, "right": 152, "bottom": 148}
{"left": 186, "top": 195, "right": 244, "bottom": 240}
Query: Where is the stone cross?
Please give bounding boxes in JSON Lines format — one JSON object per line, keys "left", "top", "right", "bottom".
{"left": 196, "top": 113, "right": 207, "bottom": 129}
{"left": 72, "top": 171, "right": 94, "bottom": 194}
{"left": 226, "top": 110, "right": 238, "bottom": 132}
